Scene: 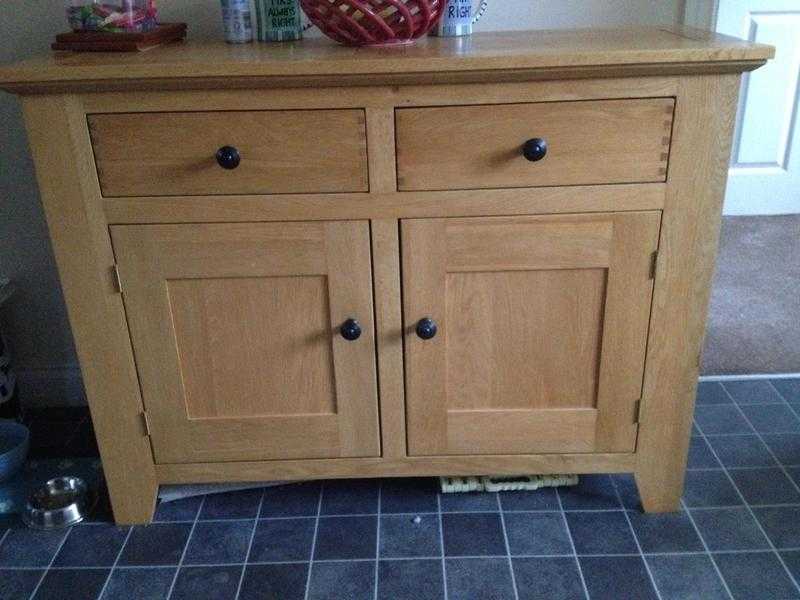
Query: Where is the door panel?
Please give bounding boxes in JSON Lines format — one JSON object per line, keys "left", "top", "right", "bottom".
{"left": 446, "top": 269, "right": 606, "bottom": 411}
{"left": 717, "top": 0, "right": 800, "bottom": 214}
{"left": 111, "top": 221, "right": 379, "bottom": 463}
{"left": 402, "top": 212, "right": 661, "bottom": 456}
{"left": 167, "top": 275, "right": 336, "bottom": 419}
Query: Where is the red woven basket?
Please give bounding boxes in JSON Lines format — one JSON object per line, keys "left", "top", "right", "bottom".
{"left": 300, "top": 0, "right": 447, "bottom": 46}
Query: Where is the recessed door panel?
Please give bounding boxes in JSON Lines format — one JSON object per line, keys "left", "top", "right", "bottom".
{"left": 168, "top": 275, "right": 336, "bottom": 419}
{"left": 446, "top": 268, "right": 607, "bottom": 412}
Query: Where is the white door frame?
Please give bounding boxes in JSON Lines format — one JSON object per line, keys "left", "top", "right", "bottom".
{"left": 683, "top": 0, "right": 720, "bottom": 29}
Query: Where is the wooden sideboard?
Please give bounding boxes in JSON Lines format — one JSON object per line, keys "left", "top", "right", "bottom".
{"left": 0, "top": 27, "right": 772, "bottom": 524}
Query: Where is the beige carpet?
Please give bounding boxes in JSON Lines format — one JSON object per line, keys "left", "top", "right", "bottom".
{"left": 702, "top": 215, "right": 800, "bottom": 375}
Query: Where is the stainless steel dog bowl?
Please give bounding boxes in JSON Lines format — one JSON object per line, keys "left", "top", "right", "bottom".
{"left": 22, "top": 476, "right": 95, "bottom": 529}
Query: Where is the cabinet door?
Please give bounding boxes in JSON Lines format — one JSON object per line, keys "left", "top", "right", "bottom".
{"left": 111, "top": 221, "right": 379, "bottom": 463}
{"left": 402, "top": 212, "right": 660, "bottom": 456}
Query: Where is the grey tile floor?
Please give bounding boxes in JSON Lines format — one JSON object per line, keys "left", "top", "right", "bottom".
{"left": 2, "top": 377, "right": 800, "bottom": 599}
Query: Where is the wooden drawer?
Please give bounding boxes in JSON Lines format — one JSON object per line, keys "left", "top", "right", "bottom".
{"left": 89, "top": 109, "right": 369, "bottom": 197}
{"left": 396, "top": 98, "right": 675, "bottom": 191}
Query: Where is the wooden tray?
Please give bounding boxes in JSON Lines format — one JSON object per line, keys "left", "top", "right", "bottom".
{"left": 52, "top": 23, "right": 187, "bottom": 52}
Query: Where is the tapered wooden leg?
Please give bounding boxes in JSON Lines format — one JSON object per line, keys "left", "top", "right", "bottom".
{"left": 634, "top": 74, "right": 741, "bottom": 514}
{"left": 22, "top": 95, "right": 158, "bottom": 525}
{"left": 636, "top": 480, "right": 684, "bottom": 514}
{"left": 635, "top": 382, "right": 696, "bottom": 513}
{"left": 109, "top": 479, "right": 158, "bottom": 525}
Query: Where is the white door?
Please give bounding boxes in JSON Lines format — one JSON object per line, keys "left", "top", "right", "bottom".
{"left": 716, "top": 0, "right": 800, "bottom": 215}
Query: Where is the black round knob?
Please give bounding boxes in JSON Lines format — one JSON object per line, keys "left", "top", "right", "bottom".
{"left": 522, "top": 138, "right": 548, "bottom": 162}
{"left": 340, "top": 319, "right": 362, "bottom": 341}
{"left": 416, "top": 318, "right": 438, "bottom": 340}
{"left": 215, "top": 146, "right": 241, "bottom": 170}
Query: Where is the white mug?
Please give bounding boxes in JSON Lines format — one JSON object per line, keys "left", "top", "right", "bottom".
{"left": 433, "top": 0, "right": 488, "bottom": 37}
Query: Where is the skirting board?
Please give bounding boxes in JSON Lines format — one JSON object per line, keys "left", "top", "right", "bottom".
{"left": 15, "top": 366, "right": 86, "bottom": 407}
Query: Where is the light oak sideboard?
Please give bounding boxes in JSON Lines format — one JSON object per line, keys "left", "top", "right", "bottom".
{"left": 0, "top": 28, "right": 772, "bottom": 524}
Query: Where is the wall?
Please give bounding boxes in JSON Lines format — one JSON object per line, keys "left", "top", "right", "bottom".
{"left": 683, "top": 0, "right": 719, "bottom": 29}
{"left": 0, "top": 0, "right": 683, "bottom": 407}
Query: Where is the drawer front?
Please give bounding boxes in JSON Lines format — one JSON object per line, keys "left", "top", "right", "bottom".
{"left": 396, "top": 98, "right": 675, "bottom": 191}
{"left": 89, "top": 109, "right": 369, "bottom": 197}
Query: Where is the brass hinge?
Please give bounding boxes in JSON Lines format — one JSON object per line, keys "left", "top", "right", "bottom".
{"left": 633, "top": 399, "right": 642, "bottom": 424}
{"left": 111, "top": 264, "right": 123, "bottom": 294}
{"left": 649, "top": 251, "right": 659, "bottom": 280}
{"left": 140, "top": 411, "right": 151, "bottom": 437}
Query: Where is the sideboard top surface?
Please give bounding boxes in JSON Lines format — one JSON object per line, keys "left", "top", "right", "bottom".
{"left": 0, "top": 26, "right": 773, "bottom": 94}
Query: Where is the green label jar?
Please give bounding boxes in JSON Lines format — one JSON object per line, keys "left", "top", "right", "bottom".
{"left": 255, "top": 0, "right": 303, "bottom": 42}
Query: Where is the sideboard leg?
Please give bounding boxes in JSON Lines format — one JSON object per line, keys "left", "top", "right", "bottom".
{"left": 22, "top": 94, "right": 159, "bottom": 526}
{"left": 635, "top": 449, "right": 688, "bottom": 513}
{"left": 634, "top": 74, "right": 741, "bottom": 514}
{"left": 110, "top": 479, "right": 158, "bottom": 525}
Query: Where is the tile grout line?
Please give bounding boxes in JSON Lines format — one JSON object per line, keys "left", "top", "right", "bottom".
{"left": 555, "top": 486, "right": 590, "bottom": 600}
{"left": 702, "top": 401, "right": 788, "bottom": 408}
{"left": 609, "top": 478, "right": 663, "bottom": 600}
{"left": 6, "top": 546, "right": 800, "bottom": 572}
{"left": 694, "top": 401, "right": 800, "bottom": 596}
{"left": 95, "top": 525, "right": 135, "bottom": 600}
{"left": 716, "top": 381, "right": 800, "bottom": 594}
{"left": 27, "top": 523, "right": 73, "bottom": 600}
{"left": 148, "top": 508, "right": 641, "bottom": 524}
{"left": 232, "top": 488, "right": 266, "bottom": 600}
{"left": 436, "top": 493, "right": 449, "bottom": 600}
{"left": 771, "top": 379, "right": 800, "bottom": 473}
{"left": 678, "top": 502, "right": 800, "bottom": 510}
{"left": 726, "top": 382, "right": 800, "bottom": 474}
{"left": 165, "top": 495, "right": 206, "bottom": 600}
{"left": 496, "top": 493, "right": 519, "bottom": 600}
{"left": 702, "top": 431, "right": 785, "bottom": 438}
{"left": 149, "top": 504, "right": 800, "bottom": 523}
{"left": 372, "top": 483, "right": 382, "bottom": 600}
{"left": 689, "top": 467, "right": 800, "bottom": 476}
{"left": 701, "top": 373, "right": 800, "bottom": 383}
{"left": 770, "top": 379, "right": 800, "bottom": 423}
{"left": 678, "top": 497, "right": 735, "bottom": 600}
{"left": 2, "top": 565, "right": 182, "bottom": 571}
{"left": 302, "top": 482, "right": 324, "bottom": 600}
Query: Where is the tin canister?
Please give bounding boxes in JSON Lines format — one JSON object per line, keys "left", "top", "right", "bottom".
{"left": 220, "top": 0, "right": 253, "bottom": 43}
{"left": 433, "top": 0, "right": 487, "bottom": 37}
{"left": 255, "top": 0, "right": 303, "bottom": 42}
